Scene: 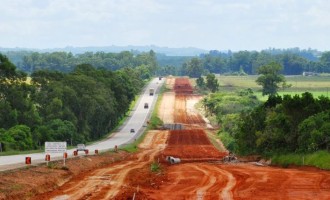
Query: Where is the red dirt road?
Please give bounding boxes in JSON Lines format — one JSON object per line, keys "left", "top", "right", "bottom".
{"left": 149, "top": 163, "right": 330, "bottom": 200}
{"left": 163, "top": 130, "right": 227, "bottom": 161}
{"left": 155, "top": 77, "right": 330, "bottom": 200}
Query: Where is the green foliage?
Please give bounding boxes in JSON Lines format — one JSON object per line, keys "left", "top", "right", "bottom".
{"left": 218, "top": 132, "right": 237, "bottom": 152}
{"left": 236, "top": 92, "right": 330, "bottom": 155}
{"left": 202, "top": 89, "right": 261, "bottom": 153}
{"left": 271, "top": 151, "right": 330, "bottom": 170}
{"left": 256, "top": 62, "right": 286, "bottom": 96}
{"left": 16, "top": 51, "right": 158, "bottom": 75}
{"left": 206, "top": 73, "right": 219, "bottom": 92}
{"left": 196, "top": 76, "right": 206, "bottom": 89}
{"left": 298, "top": 110, "right": 330, "bottom": 152}
{"left": 150, "top": 162, "right": 161, "bottom": 172}
{"left": 5, "top": 125, "right": 34, "bottom": 151}
{"left": 179, "top": 49, "right": 325, "bottom": 77}
{"left": 0, "top": 52, "right": 150, "bottom": 152}
{"left": 183, "top": 57, "right": 204, "bottom": 78}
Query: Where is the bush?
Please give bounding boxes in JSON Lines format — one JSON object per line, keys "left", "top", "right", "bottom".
{"left": 150, "top": 162, "right": 161, "bottom": 172}
{"left": 271, "top": 150, "right": 330, "bottom": 170}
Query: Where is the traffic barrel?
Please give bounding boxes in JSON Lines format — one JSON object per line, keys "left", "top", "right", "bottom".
{"left": 73, "top": 150, "right": 78, "bottom": 156}
{"left": 25, "top": 157, "right": 31, "bottom": 165}
{"left": 45, "top": 154, "right": 50, "bottom": 161}
{"left": 84, "top": 149, "right": 89, "bottom": 155}
{"left": 63, "top": 152, "right": 68, "bottom": 159}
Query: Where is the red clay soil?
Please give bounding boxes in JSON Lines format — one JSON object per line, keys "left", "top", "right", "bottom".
{"left": 174, "top": 94, "right": 206, "bottom": 125}
{"left": 174, "top": 77, "right": 194, "bottom": 94}
{"left": 34, "top": 130, "right": 169, "bottom": 200}
{"left": 146, "top": 163, "right": 330, "bottom": 200}
{"left": 162, "top": 129, "right": 227, "bottom": 161}
{"left": 164, "top": 77, "right": 228, "bottom": 161}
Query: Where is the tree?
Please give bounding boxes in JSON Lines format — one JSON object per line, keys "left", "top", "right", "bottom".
{"left": 185, "top": 58, "right": 204, "bottom": 78}
{"left": 256, "top": 62, "right": 286, "bottom": 96}
{"left": 6, "top": 125, "right": 34, "bottom": 151}
{"left": 206, "top": 73, "right": 219, "bottom": 92}
{"left": 196, "top": 76, "right": 206, "bottom": 89}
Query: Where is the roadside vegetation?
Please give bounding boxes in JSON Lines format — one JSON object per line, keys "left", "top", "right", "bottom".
{"left": 0, "top": 52, "right": 157, "bottom": 153}
{"left": 197, "top": 60, "right": 330, "bottom": 169}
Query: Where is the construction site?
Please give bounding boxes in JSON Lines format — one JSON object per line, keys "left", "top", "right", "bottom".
{"left": 1, "top": 77, "right": 330, "bottom": 200}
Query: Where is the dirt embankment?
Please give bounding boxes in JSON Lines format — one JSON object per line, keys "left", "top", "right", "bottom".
{"left": 0, "top": 151, "right": 129, "bottom": 200}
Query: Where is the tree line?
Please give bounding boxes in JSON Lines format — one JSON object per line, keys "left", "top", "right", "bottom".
{"left": 3, "top": 50, "right": 157, "bottom": 76}
{"left": 236, "top": 93, "right": 330, "bottom": 155}
{"left": 3, "top": 48, "right": 330, "bottom": 77}
{"left": 203, "top": 89, "right": 330, "bottom": 155}
{"left": 0, "top": 53, "right": 155, "bottom": 152}
{"left": 181, "top": 49, "right": 330, "bottom": 77}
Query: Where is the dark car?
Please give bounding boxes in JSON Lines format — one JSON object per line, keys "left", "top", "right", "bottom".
{"left": 130, "top": 128, "right": 135, "bottom": 133}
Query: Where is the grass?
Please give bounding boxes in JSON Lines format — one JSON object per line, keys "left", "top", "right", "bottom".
{"left": 216, "top": 75, "right": 330, "bottom": 101}
{"left": 271, "top": 150, "right": 330, "bottom": 170}
{"left": 150, "top": 162, "right": 161, "bottom": 172}
{"left": 0, "top": 149, "right": 43, "bottom": 156}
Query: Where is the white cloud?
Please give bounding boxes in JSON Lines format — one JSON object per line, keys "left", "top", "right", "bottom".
{"left": 0, "top": 0, "right": 330, "bottom": 50}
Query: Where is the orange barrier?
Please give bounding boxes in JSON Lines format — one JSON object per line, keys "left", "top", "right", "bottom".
{"left": 45, "top": 154, "right": 50, "bottom": 161}
{"left": 63, "top": 152, "right": 68, "bottom": 158}
{"left": 25, "top": 157, "right": 31, "bottom": 165}
{"left": 73, "top": 150, "right": 78, "bottom": 156}
{"left": 84, "top": 149, "right": 89, "bottom": 155}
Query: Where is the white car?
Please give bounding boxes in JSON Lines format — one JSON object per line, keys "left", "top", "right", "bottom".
{"left": 76, "top": 144, "right": 86, "bottom": 151}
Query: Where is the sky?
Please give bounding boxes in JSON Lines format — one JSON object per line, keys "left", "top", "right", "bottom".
{"left": 1, "top": 0, "right": 330, "bottom": 51}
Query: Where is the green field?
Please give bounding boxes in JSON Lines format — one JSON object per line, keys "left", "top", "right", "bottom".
{"left": 216, "top": 75, "right": 330, "bottom": 100}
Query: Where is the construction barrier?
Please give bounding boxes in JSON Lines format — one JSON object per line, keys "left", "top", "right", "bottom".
{"left": 63, "top": 152, "right": 68, "bottom": 159}
{"left": 45, "top": 154, "right": 50, "bottom": 161}
{"left": 95, "top": 149, "right": 98, "bottom": 155}
{"left": 25, "top": 157, "right": 31, "bottom": 165}
{"left": 73, "top": 150, "right": 78, "bottom": 156}
{"left": 84, "top": 149, "right": 89, "bottom": 155}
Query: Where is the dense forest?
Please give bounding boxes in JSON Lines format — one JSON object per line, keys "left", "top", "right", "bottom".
{"left": 181, "top": 49, "right": 330, "bottom": 77}
{"left": 2, "top": 48, "right": 330, "bottom": 77}
{"left": 0, "top": 52, "right": 156, "bottom": 152}
{"left": 203, "top": 90, "right": 330, "bottom": 155}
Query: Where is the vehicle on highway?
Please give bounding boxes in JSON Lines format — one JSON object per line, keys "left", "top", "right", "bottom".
{"left": 76, "top": 144, "right": 87, "bottom": 151}
{"left": 130, "top": 128, "right": 135, "bottom": 133}
{"left": 149, "top": 88, "right": 154, "bottom": 96}
{"left": 144, "top": 103, "right": 149, "bottom": 109}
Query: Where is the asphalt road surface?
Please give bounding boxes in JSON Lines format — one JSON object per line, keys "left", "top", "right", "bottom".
{"left": 0, "top": 77, "right": 164, "bottom": 171}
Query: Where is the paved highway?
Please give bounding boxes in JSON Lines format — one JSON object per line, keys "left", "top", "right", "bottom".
{"left": 0, "top": 77, "right": 164, "bottom": 171}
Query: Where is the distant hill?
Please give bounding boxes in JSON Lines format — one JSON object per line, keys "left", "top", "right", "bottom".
{"left": 0, "top": 45, "right": 208, "bottom": 56}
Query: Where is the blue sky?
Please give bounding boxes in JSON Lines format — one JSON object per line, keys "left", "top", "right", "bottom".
{"left": 1, "top": 0, "right": 330, "bottom": 51}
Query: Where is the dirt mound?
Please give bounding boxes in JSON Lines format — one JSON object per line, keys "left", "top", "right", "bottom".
{"left": 167, "top": 129, "right": 212, "bottom": 145}
{"left": 174, "top": 77, "right": 194, "bottom": 94}
{"left": 163, "top": 130, "right": 227, "bottom": 161}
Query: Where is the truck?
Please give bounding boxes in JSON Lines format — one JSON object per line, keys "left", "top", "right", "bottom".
{"left": 149, "top": 88, "right": 154, "bottom": 96}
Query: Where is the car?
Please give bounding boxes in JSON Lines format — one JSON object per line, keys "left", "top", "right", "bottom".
{"left": 76, "top": 144, "right": 86, "bottom": 151}
{"left": 130, "top": 128, "right": 135, "bottom": 133}
{"left": 144, "top": 103, "right": 149, "bottom": 109}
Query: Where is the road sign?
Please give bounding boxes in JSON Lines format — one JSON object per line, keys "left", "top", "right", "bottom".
{"left": 45, "top": 142, "right": 67, "bottom": 153}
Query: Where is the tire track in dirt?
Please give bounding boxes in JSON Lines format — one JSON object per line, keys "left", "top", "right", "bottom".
{"left": 47, "top": 131, "right": 168, "bottom": 200}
